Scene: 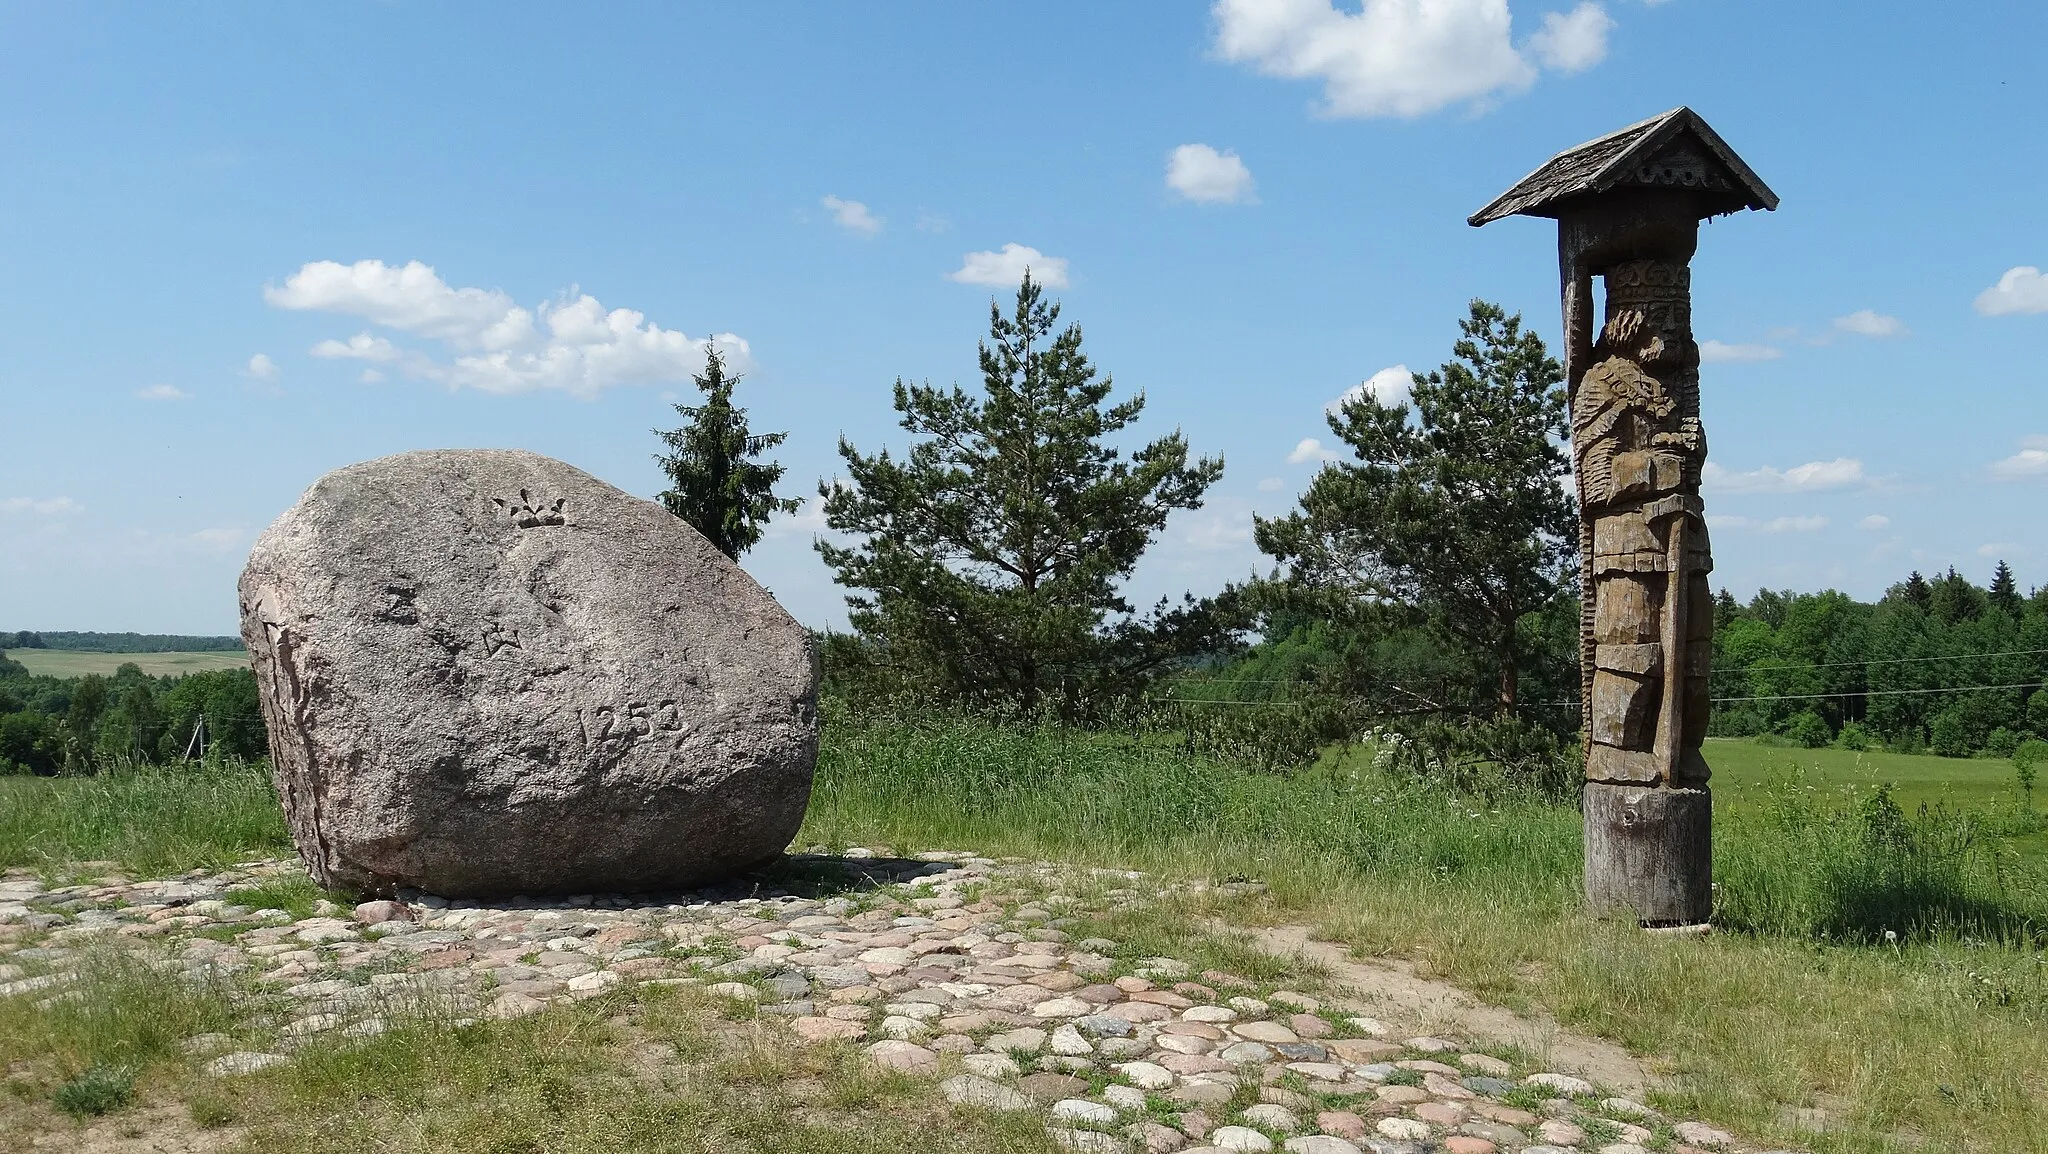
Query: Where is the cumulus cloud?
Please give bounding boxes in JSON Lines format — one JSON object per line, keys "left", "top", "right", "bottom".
{"left": 1989, "top": 435, "right": 2048, "bottom": 479}
{"left": 1974, "top": 266, "right": 2048, "bottom": 316}
{"left": 1832, "top": 309, "right": 1907, "bottom": 338}
{"left": 1288, "top": 437, "right": 1343, "bottom": 464}
{"left": 1699, "top": 339, "right": 1781, "bottom": 363}
{"left": 1257, "top": 476, "right": 1286, "bottom": 492}
{"left": 136, "top": 384, "right": 190, "bottom": 401}
{"left": 1211, "top": 0, "right": 1613, "bottom": 119}
{"left": 1183, "top": 509, "right": 1254, "bottom": 551}
{"left": 312, "top": 333, "right": 405, "bottom": 363}
{"left": 268, "top": 259, "right": 747, "bottom": 399}
{"left": 1527, "top": 2, "right": 1614, "bottom": 71}
{"left": 1703, "top": 457, "right": 1871, "bottom": 494}
{"left": 1327, "top": 364, "right": 1415, "bottom": 413}
{"left": 0, "top": 497, "right": 80, "bottom": 516}
{"left": 1166, "top": 144, "right": 1257, "bottom": 204}
{"left": 821, "top": 195, "right": 883, "bottom": 236}
{"left": 245, "top": 353, "right": 279, "bottom": 381}
{"left": 948, "top": 244, "right": 1071, "bottom": 289}
{"left": 1859, "top": 514, "right": 1890, "bottom": 530}
{"left": 1712, "top": 514, "right": 1828, "bottom": 533}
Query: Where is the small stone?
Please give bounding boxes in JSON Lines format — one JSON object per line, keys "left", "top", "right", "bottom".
{"left": 1034, "top": 996, "right": 1094, "bottom": 1019}
{"left": 1404, "top": 1036, "right": 1454, "bottom": 1053}
{"left": 792, "top": 1016, "right": 866, "bottom": 1043}
{"left": 1169, "top": 1081, "right": 1235, "bottom": 1107}
{"left": 1376, "top": 1117, "right": 1431, "bottom": 1140}
{"left": 1183, "top": 1005, "right": 1238, "bottom": 1023}
{"left": 1050, "top": 1024, "right": 1096, "bottom": 1056}
{"left": 1288, "top": 1014, "right": 1331, "bottom": 1039}
{"left": 488, "top": 992, "right": 547, "bottom": 1019}
{"left": 352, "top": 899, "right": 413, "bottom": 925}
{"left": 987, "top": 1026, "right": 1048, "bottom": 1054}
{"left": 1601, "top": 1097, "right": 1658, "bottom": 1120}
{"left": 705, "top": 981, "right": 760, "bottom": 1001}
{"left": 1267, "top": 991, "right": 1320, "bottom": 1012}
{"left": 1020, "top": 1071, "right": 1092, "bottom": 1102}
{"left": 1462, "top": 1076, "right": 1516, "bottom": 1097}
{"left": 1240, "top": 1104, "right": 1302, "bottom": 1133}
{"left": 1596, "top": 1146, "right": 1652, "bottom": 1154}
{"left": 1443, "top": 1139, "right": 1496, "bottom": 1154}
{"left": 1115, "top": 1061, "right": 1176, "bottom": 1090}
{"left": 1049, "top": 1129, "right": 1124, "bottom": 1152}
{"left": 1218, "top": 1041, "right": 1273, "bottom": 1064}
{"left": 1233, "top": 1020, "right": 1299, "bottom": 1044}
{"left": 1673, "top": 1121, "right": 1736, "bottom": 1149}
{"left": 1414, "top": 1102, "right": 1468, "bottom": 1127}
{"left": 961, "top": 1053, "right": 1021, "bottom": 1079}
{"left": 1315, "top": 1111, "right": 1368, "bottom": 1139}
{"left": 1076, "top": 1013, "right": 1135, "bottom": 1038}
{"left": 1537, "top": 1120, "right": 1586, "bottom": 1146}
{"left": 1053, "top": 1099, "right": 1120, "bottom": 1126}
{"left": 864, "top": 1039, "right": 938, "bottom": 1074}
{"left": 1226, "top": 997, "right": 1270, "bottom": 1015}
{"left": 1129, "top": 1121, "right": 1188, "bottom": 1153}
{"left": 1210, "top": 1126, "right": 1275, "bottom": 1152}
{"left": 205, "top": 1051, "right": 288, "bottom": 1076}
{"left": 1523, "top": 1072, "right": 1594, "bottom": 1096}
{"left": 1282, "top": 1140, "right": 1361, "bottom": 1154}
{"left": 1105, "top": 1084, "right": 1149, "bottom": 1112}
{"left": 1460, "top": 1053, "right": 1512, "bottom": 1077}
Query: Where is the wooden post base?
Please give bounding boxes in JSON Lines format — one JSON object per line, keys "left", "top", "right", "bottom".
{"left": 1583, "top": 783, "right": 1711, "bottom": 926}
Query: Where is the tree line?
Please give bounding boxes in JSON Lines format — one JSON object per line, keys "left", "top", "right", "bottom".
{"left": 0, "top": 656, "right": 265, "bottom": 774}
{"left": 658, "top": 275, "right": 2044, "bottom": 766}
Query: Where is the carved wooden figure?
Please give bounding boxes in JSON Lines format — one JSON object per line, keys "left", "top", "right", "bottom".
{"left": 1471, "top": 108, "right": 1776, "bottom": 925}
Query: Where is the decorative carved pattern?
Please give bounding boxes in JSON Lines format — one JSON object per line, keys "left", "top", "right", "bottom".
{"left": 1574, "top": 257, "right": 1713, "bottom": 788}
{"left": 494, "top": 489, "right": 567, "bottom": 528}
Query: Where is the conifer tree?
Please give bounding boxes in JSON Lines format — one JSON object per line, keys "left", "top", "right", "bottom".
{"left": 1989, "top": 560, "right": 2022, "bottom": 617}
{"left": 819, "top": 273, "right": 1227, "bottom": 715}
{"left": 1254, "top": 300, "right": 1575, "bottom": 713}
{"left": 653, "top": 347, "right": 800, "bottom": 560}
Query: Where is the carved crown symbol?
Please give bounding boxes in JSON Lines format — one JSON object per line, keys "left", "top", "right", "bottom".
{"left": 494, "top": 488, "right": 567, "bottom": 528}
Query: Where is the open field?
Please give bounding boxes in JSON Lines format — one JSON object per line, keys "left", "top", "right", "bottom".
{"left": 1706, "top": 737, "right": 2035, "bottom": 814}
{"left": 6, "top": 649, "right": 247, "bottom": 678}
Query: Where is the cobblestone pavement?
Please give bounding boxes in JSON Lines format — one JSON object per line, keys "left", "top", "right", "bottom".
{"left": 1, "top": 851, "right": 1797, "bottom": 1154}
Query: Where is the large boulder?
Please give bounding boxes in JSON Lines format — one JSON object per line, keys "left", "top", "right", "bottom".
{"left": 238, "top": 449, "right": 818, "bottom": 897}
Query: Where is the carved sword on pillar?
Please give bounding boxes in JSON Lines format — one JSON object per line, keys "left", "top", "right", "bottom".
{"left": 1472, "top": 108, "right": 1777, "bottom": 927}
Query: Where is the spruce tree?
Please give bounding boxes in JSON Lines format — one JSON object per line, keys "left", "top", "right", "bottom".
{"left": 819, "top": 273, "right": 1226, "bottom": 715}
{"left": 653, "top": 347, "right": 801, "bottom": 560}
{"left": 1989, "top": 560, "right": 2022, "bottom": 617}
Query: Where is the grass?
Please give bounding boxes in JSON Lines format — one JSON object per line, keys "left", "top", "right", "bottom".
{"left": 800, "top": 710, "right": 2048, "bottom": 1154}
{"left": 9, "top": 717, "right": 2047, "bottom": 1151}
{"left": 5, "top": 649, "right": 248, "bottom": 678}
{"left": 0, "top": 758, "right": 289, "bottom": 876}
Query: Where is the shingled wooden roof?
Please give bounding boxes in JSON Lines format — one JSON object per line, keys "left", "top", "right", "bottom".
{"left": 1468, "top": 107, "right": 1777, "bottom": 226}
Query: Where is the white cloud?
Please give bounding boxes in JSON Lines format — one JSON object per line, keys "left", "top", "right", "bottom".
{"left": 947, "top": 244, "right": 1071, "bottom": 289}
{"left": 1183, "top": 509, "right": 1254, "bottom": 551}
{"left": 916, "top": 211, "right": 951, "bottom": 234}
{"left": 1989, "top": 435, "right": 2048, "bottom": 479}
{"left": 1327, "top": 364, "right": 1414, "bottom": 412}
{"left": 312, "top": 333, "right": 404, "bottom": 362}
{"left": 1703, "top": 457, "right": 1871, "bottom": 494}
{"left": 1859, "top": 514, "right": 1890, "bottom": 530}
{"left": 1699, "top": 339, "right": 1781, "bottom": 363}
{"left": 189, "top": 528, "right": 245, "bottom": 551}
{"left": 268, "top": 259, "right": 748, "bottom": 399}
{"left": 136, "top": 384, "right": 190, "bottom": 401}
{"left": 266, "top": 259, "right": 535, "bottom": 350}
{"left": 245, "top": 353, "right": 279, "bottom": 381}
{"left": 1527, "top": 2, "right": 1614, "bottom": 72}
{"left": 1832, "top": 309, "right": 1907, "bottom": 338}
{"left": 1765, "top": 515, "right": 1828, "bottom": 533}
{"left": 1974, "top": 266, "right": 2048, "bottom": 316}
{"left": 1166, "top": 144, "right": 1257, "bottom": 204}
{"left": 821, "top": 195, "right": 883, "bottom": 236}
{"left": 1212, "top": 0, "right": 1613, "bottom": 119}
{"left": 0, "top": 496, "right": 80, "bottom": 516}
{"left": 1978, "top": 542, "right": 2016, "bottom": 558}
{"left": 1288, "top": 437, "right": 1343, "bottom": 464}
{"left": 1257, "top": 476, "right": 1285, "bottom": 492}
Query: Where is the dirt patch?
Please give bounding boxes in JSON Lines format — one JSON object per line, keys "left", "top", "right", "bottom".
{"left": 1241, "top": 922, "right": 1654, "bottom": 1096}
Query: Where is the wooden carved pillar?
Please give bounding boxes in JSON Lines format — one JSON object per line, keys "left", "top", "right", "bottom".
{"left": 1473, "top": 108, "right": 1776, "bottom": 927}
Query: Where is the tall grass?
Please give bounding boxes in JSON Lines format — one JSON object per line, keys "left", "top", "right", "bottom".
{"left": 0, "top": 756, "right": 288, "bottom": 875}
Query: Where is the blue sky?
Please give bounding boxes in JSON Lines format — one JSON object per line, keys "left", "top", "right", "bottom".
{"left": 3, "top": 1, "right": 2045, "bottom": 636}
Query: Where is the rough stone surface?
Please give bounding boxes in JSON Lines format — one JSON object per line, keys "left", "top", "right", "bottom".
{"left": 238, "top": 449, "right": 819, "bottom": 896}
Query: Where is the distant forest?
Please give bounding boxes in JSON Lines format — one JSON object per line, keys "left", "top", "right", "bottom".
{"left": 2, "top": 630, "right": 244, "bottom": 653}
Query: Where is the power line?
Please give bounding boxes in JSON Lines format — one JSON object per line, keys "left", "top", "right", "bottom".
{"left": 1160, "top": 645, "right": 2048, "bottom": 686}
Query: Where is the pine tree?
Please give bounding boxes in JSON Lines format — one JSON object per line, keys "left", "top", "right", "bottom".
{"left": 653, "top": 347, "right": 800, "bottom": 560}
{"left": 1899, "top": 571, "right": 1933, "bottom": 612}
{"left": 1254, "top": 300, "right": 1575, "bottom": 713}
{"left": 819, "top": 273, "right": 1227, "bottom": 715}
{"left": 1988, "top": 560, "right": 2022, "bottom": 617}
